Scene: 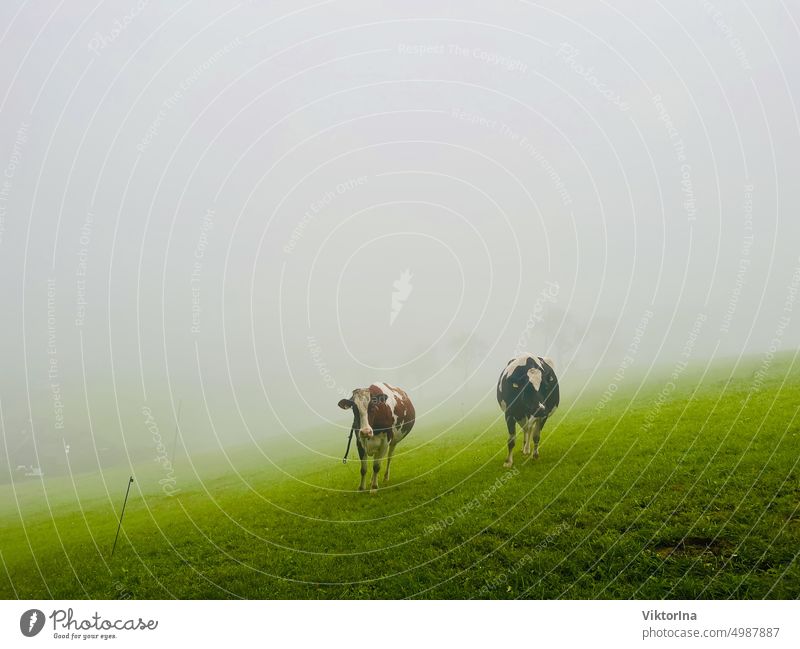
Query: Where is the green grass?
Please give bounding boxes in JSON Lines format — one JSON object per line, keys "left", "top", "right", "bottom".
{"left": 1, "top": 353, "right": 799, "bottom": 599}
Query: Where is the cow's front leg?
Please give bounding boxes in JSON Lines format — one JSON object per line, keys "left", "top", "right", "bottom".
{"left": 503, "top": 417, "right": 516, "bottom": 468}
{"left": 371, "top": 439, "right": 388, "bottom": 493}
{"left": 357, "top": 439, "right": 367, "bottom": 491}
{"left": 384, "top": 441, "right": 397, "bottom": 483}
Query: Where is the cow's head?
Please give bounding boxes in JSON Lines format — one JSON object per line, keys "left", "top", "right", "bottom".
{"left": 338, "top": 388, "right": 388, "bottom": 439}
{"left": 505, "top": 359, "right": 548, "bottom": 416}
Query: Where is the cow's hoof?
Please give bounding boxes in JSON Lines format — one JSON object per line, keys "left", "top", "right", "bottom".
{"left": 533, "top": 452, "right": 539, "bottom": 460}
{"left": 370, "top": 487, "right": 378, "bottom": 494}
{"left": 503, "top": 460, "right": 513, "bottom": 468}
{"left": 358, "top": 486, "right": 366, "bottom": 492}
{"left": 383, "top": 476, "right": 390, "bottom": 484}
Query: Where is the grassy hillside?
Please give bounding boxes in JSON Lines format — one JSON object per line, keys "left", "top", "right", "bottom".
{"left": 1, "top": 353, "right": 798, "bottom": 599}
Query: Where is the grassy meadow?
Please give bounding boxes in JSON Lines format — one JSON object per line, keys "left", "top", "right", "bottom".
{"left": 1, "top": 353, "right": 798, "bottom": 599}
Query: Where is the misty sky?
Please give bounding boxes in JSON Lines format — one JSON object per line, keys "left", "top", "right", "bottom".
{"left": 1, "top": 1, "right": 798, "bottom": 471}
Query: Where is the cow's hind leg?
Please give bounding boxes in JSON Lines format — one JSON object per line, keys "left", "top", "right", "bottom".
{"left": 503, "top": 417, "right": 516, "bottom": 468}
{"left": 532, "top": 418, "right": 546, "bottom": 459}
{"left": 357, "top": 440, "right": 367, "bottom": 491}
{"left": 522, "top": 418, "right": 532, "bottom": 456}
{"left": 384, "top": 442, "right": 397, "bottom": 483}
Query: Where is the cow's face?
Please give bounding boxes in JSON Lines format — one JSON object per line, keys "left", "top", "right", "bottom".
{"left": 506, "top": 363, "right": 546, "bottom": 415}
{"left": 338, "top": 389, "right": 388, "bottom": 439}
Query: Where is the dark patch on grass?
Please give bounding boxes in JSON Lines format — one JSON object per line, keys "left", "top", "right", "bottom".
{"left": 653, "top": 536, "right": 731, "bottom": 559}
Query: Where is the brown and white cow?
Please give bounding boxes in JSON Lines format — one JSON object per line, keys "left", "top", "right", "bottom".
{"left": 338, "top": 383, "right": 415, "bottom": 492}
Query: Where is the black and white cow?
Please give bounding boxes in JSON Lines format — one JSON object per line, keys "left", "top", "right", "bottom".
{"left": 338, "top": 383, "right": 415, "bottom": 492}
{"left": 496, "top": 354, "right": 560, "bottom": 467}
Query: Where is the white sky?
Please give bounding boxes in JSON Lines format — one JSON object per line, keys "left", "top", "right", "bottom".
{"left": 0, "top": 0, "right": 798, "bottom": 463}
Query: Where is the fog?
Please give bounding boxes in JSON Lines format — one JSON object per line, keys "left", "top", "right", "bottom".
{"left": 1, "top": 1, "right": 798, "bottom": 479}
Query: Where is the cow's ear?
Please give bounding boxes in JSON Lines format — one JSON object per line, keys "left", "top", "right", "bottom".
{"left": 373, "top": 394, "right": 388, "bottom": 403}
{"left": 338, "top": 399, "right": 354, "bottom": 410}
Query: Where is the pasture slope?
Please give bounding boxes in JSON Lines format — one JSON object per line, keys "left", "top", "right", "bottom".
{"left": 1, "top": 353, "right": 798, "bottom": 599}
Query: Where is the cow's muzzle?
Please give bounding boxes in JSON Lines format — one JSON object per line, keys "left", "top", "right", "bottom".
{"left": 360, "top": 427, "right": 374, "bottom": 439}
